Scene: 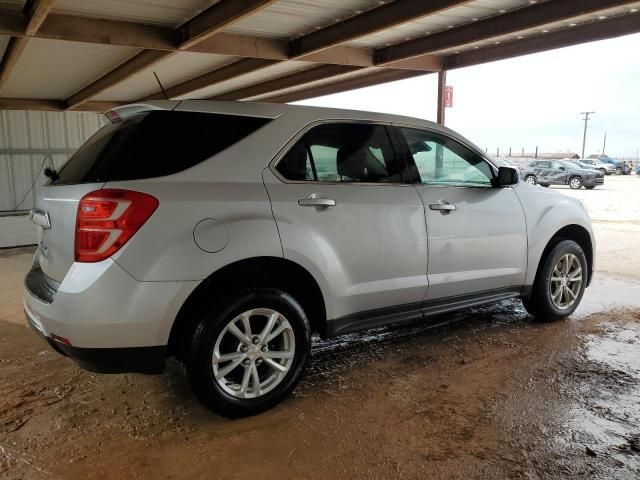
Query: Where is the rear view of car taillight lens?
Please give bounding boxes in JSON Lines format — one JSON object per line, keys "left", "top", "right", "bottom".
{"left": 75, "top": 189, "right": 158, "bottom": 262}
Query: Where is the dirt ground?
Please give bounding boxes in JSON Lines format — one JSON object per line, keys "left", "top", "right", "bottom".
{"left": 1, "top": 175, "right": 639, "bottom": 479}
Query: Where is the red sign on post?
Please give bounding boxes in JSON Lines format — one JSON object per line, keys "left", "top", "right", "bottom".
{"left": 444, "top": 86, "right": 453, "bottom": 108}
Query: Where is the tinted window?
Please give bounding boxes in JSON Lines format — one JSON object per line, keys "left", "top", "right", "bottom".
{"left": 551, "top": 161, "right": 564, "bottom": 170}
{"left": 55, "top": 111, "right": 270, "bottom": 184}
{"left": 277, "top": 123, "right": 403, "bottom": 183}
{"left": 399, "top": 128, "right": 493, "bottom": 187}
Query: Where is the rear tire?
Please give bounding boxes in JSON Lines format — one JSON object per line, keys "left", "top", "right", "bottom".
{"left": 525, "top": 175, "right": 537, "bottom": 185}
{"left": 585, "top": 185, "right": 595, "bottom": 190}
{"left": 186, "top": 287, "right": 311, "bottom": 418}
{"left": 523, "top": 240, "right": 587, "bottom": 322}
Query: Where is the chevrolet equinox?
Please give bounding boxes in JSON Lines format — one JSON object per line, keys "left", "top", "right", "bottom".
{"left": 24, "top": 101, "right": 594, "bottom": 417}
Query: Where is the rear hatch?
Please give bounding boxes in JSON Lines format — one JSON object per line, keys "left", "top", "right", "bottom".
{"left": 34, "top": 105, "right": 271, "bottom": 283}
{"left": 36, "top": 183, "right": 105, "bottom": 282}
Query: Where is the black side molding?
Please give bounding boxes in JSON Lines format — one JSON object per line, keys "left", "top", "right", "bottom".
{"left": 327, "top": 287, "right": 523, "bottom": 338}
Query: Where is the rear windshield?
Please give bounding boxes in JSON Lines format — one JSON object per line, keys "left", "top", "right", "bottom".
{"left": 54, "top": 110, "right": 270, "bottom": 184}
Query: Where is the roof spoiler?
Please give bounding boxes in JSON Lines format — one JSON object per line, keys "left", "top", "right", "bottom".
{"left": 103, "top": 101, "right": 181, "bottom": 123}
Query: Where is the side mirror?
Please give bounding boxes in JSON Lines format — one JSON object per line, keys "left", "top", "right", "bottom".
{"left": 559, "top": 166, "right": 566, "bottom": 171}
{"left": 493, "top": 166, "right": 519, "bottom": 187}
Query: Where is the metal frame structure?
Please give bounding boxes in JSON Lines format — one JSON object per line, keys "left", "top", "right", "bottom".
{"left": 0, "top": 0, "right": 639, "bottom": 123}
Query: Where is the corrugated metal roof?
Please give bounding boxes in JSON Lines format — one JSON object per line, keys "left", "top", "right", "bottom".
{"left": 177, "top": 60, "right": 315, "bottom": 99}
{"left": 347, "top": 0, "right": 532, "bottom": 48}
{"left": 225, "top": 0, "right": 378, "bottom": 40}
{"left": 0, "top": 110, "right": 103, "bottom": 212}
{"left": 51, "top": 0, "right": 216, "bottom": 27}
{"left": 2, "top": 38, "right": 140, "bottom": 99}
{"left": 248, "top": 66, "right": 383, "bottom": 101}
{"left": 434, "top": 2, "right": 640, "bottom": 55}
{"left": 0, "top": 0, "right": 637, "bottom": 110}
{"left": 94, "top": 52, "right": 238, "bottom": 101}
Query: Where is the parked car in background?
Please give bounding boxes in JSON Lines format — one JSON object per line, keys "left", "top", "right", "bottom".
{"left": 522, "top": 160, "right": 604, "bottom": 189}
{"left": 24, "top": 101, "right": 595, "bottom": 417}
{"left": 502, "top": 159, "right": 525, "bottom": 177}
{"left": 578, "top": 158, "right": 616, "bottom": 175}
{"left": 571, "top": 161, "right": 607, "bottom": 176}
{"left": 598, "top": 157, "right": 631, "bottom": 175}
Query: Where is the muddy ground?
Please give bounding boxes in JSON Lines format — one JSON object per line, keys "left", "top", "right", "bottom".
{"left": 1, "top": 175, "right": 639, "bottom": 479}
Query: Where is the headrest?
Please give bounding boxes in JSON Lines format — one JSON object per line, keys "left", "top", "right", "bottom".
{"left": 337, "top": 143, "right": 370, "bottom": 180}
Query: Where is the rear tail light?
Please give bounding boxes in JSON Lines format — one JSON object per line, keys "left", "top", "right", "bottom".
{"left": 75, "top": 189, "right": 158, "bottom": 262}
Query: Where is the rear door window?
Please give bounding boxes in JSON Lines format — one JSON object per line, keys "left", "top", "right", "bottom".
{"left": 54, "top": 111, "right": 270, "bottom": 184}
{"left": 276, "top": 123, "right": 405, "bottom": 183}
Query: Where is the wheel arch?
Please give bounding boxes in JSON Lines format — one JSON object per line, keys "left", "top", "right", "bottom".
{"left": 167, "top": 256, "right": 327, "bottom": 359}
{"left": 530, "top": 224, "right": 594, "bottom": 293}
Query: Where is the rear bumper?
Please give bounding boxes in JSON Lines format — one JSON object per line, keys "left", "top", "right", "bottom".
{"left": 25, "top": 307, "right": 166, "bottom": 374}
{"left": 23, "top": 254, "right": 197, "bottom": 374}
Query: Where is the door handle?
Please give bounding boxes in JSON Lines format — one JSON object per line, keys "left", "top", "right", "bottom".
{"left": 298, "top": 194, "right": 336, "bottom": 208}
{"left": 429, "top": 201, "right": 456, "bottom": 213}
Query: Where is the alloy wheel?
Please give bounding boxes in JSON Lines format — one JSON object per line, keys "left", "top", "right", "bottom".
{"left": 212, "top": 308, "right": 295, "bottom": 399}
{"left": 549, "top": 253, "right": 583, "bottom": 309}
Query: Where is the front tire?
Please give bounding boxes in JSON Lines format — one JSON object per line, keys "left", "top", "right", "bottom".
{"left": 585, "top": 185, "right": 595, "bottom": 190}
{"left": 523, "top": 240, "right": 587, "bottom": 321}
{"left": 186, "top": 288, "right": 311, "bottom": 418}
{"left": 569, "top": 176, "right": 582, "bottom": 189}
{"left": 525, "top": 175, "right": 537, "bottom": 185}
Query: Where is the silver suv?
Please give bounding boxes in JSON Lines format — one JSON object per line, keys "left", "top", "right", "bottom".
{"left": 24, "top": 101, "right": 594, "bottom": 417}
{"left": 578, "top": 158, "right": 617, "bottom": 175}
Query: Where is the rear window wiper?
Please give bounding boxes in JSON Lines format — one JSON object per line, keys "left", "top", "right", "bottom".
{"left": 44, "top": 167, "right": 59, "bottom": 182}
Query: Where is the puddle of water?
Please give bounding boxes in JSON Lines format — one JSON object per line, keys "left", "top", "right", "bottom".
{"left": 564, "top": 319, "right": 640, "bottom": 474}
{"left": 588, "top": 323, "right": 640, "bottom": 375}
{"left": 576, "top": 275, "right": 640, "bottom": 316}
{"left": 310, "top": 272, "right": 640, "bottom": 365}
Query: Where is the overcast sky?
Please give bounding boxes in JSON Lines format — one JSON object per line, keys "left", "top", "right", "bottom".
{"left": 296, "top": 32, "right": 640, "bottom": 160}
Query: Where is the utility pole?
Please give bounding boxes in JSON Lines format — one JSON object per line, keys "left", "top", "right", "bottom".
{"left": 602, "top": 132, "right": 607, "bottom": 155}
{"left": 580, "top": 111, "right": 595, "bottom": 158}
